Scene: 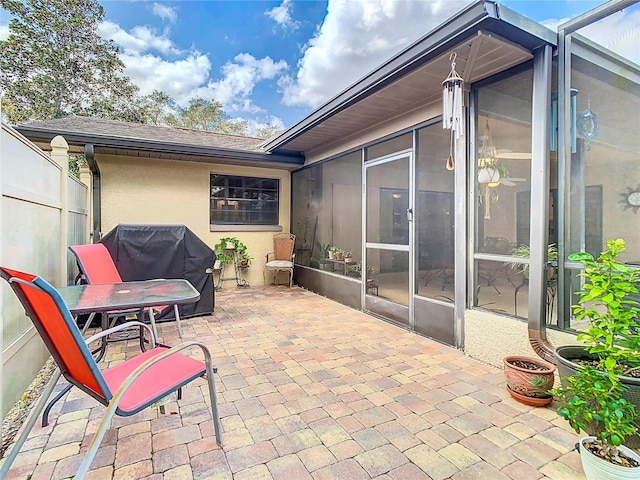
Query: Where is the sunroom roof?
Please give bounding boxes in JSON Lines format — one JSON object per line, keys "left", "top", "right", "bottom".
{"left": 263, "top": 0, "right": 556, "bottom": 156}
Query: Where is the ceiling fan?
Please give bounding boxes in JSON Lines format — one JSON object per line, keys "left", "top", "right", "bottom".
{"left": 496, "top": 149, "right": 531, "bottom": 160}
{"left": 495, "top": 149, "right": 529, "bottom": 186}
{"left": 500, "top": 177, "right": 527, "bottom": 187}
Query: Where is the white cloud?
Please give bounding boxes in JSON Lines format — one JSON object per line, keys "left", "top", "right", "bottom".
{"left": 196, "top": 54, "right": 289, "bottom": 114}
{"left": 100, "top": 20, "right": 288, "bottom": 118}
{"left": 99, "top": 20, "right": 181, "bottom": 55}
{"left": 0, "top": 23, "right": 9, "bottom": 41}
{"left": 119, "top": 51, "right": 212, "bottom": 104}
{"left": 542, "top": 9, "right": 639, "bottom": 65}
{"left": 152, "top": 3, "right": 178, "bottom": 23}
{"left": 577, "top": 9, "right": 640, "bottom": 65}
{"left": 266, "top": 0, "right": 300, "bottom": 30}
{"left": 279, "top": 0, "right": 470, "bottom": 109}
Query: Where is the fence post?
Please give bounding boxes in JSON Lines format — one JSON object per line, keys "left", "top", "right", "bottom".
{"left": 50, "top": 135, "right": 69, "bottom": 287}
{"left": 79, "top": 162, "right": 92, "bottom": 245}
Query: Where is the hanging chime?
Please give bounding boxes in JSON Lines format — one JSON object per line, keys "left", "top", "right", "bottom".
{"left": 442, "top": 52, "right": 464, "bottom": 171}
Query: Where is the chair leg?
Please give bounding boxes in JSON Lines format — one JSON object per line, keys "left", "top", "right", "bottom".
{"left": 75, "top": 396, "right": 122, "bottom": 479}
{"left": 148, "top": 308, "right": 159, "bottom": 342}
{"left": 204, "top": 364, "right": 223, "bottom": 448}
{"left": 173, "top": 304, "right": 182, "bottom": 339}
{"left": 42, "top": 383, "right": 73, "bottom": 427}
{"left": 80, "top": 312, "right": 97, "bottom": 336}
{"left": 0, "top": 369, "right": 62, "bottom": 480}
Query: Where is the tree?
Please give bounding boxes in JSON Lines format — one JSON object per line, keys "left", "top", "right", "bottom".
{"left": 218, "top": 118, "right": 249, "bottom": 136}
{"left": 255, "top": 123, "right": 284, "bottom": 139}
{"left": 136, "top": 90, "right": 174, "bottom": 126}
{"left": 163, "top": 97, "right": 239, "bottom": 132}
{"left": 0, "top": 0, "right": 140, "bottom": 123}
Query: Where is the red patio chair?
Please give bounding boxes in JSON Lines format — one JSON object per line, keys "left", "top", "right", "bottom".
{"left": 69, "top": 243, "right": 183, "bottom": 339}
{"left": 0, "top": 266, "right": 223, "bottom": 480}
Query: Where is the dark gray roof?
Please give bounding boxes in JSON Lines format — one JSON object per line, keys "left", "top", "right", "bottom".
{"left": 20, "top": 116, "right": 266, "bottom": 151}
{"left": 16, "top": 116, "right": 303, "bottom": 168}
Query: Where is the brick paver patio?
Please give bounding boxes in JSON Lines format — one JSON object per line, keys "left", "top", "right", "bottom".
{"left": 1, "top": 286, "right": 585, "bottom": 479}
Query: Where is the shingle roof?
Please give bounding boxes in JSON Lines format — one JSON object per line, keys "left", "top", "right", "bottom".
{"left": 20, "top": 116, "right": 266, "bottom": 152}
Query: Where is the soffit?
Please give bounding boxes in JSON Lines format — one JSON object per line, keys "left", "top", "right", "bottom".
{"left": 278, "top": 31, "right": 532, "bottom": 154}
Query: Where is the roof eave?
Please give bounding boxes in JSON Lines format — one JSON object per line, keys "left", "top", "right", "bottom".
{"left": 263, "top": 0, "right": 556, "bottom": 153}
{"left": 15, "top": 125, "right": 304, "bottom": 166}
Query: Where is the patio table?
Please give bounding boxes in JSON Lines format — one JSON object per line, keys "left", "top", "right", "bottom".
{"left": 59, "top": 278, "right": 200, "bottom": 316}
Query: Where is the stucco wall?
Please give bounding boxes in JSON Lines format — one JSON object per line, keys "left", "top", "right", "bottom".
{"left": 97, "top": 154, "right": 291, "bottom": 288}
{"left": 464, "top": 309, "right": 582, "bottom": 369}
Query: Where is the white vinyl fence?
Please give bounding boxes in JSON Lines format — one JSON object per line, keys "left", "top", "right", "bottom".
{"left": 1, "top": 122, "right": 88, "bottom": 418}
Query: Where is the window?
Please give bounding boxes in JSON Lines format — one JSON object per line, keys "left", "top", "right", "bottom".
{"left": 210, "top": 174, "right": 279, "bottom": 225}
{"left": 473, "top": 68, "right": 533, "bottom": 318}
{"left": 291, "top": 151, "right": 362, "bottom": 268}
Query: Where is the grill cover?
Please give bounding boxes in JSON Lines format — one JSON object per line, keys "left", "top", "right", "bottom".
{"left": 100, "top": 224, "right": 215, "bottom": 320}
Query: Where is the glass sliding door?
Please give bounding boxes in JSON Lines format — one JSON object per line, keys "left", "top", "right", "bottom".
{"left": 364, "top": 150, "right": 411, "bottom": 327}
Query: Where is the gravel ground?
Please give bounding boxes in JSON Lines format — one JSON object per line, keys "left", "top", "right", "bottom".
{"left": 1, "top": 358, "right": 57, "bottom": 457}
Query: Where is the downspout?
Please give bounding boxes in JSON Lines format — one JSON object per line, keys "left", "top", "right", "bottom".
{"left": 84, "top": 144, "right": 101, "bottom": 243}
{"left": 528, "top": 45, "right": 555, "bottom": 364}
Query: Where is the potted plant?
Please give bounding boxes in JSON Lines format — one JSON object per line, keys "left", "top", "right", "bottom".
{"left": 552, "top": 364, "right": 640, "bottom": 478}
{"left": 507, "top": 243, "right": 558, "bottom": 280}
{"left": 343, "top": 251, "right": 353, "bottom": 263}
{"left": 316, "top": 242, "right": 330, "bottom": 269}
{"left": 347, "top": 262, "right": 375, "bottom": 279}
{"left": 238, "top": 251, "right": 253, "bottom": 268}
{"left": 328, "top": 245, "right": 338, "bottom": 260}
{"left": 503, "top": 356, "right": 555, "bottom": 407}
{"left": 214, "top": 237, "right": 250, "bottom": 265}
{"left": 554, "top": 238, "right": 640, "bottom": 450}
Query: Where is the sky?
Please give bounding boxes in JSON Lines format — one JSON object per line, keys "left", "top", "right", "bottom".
{"left": 1, "top": 0, "right": 639, "bottom": 134}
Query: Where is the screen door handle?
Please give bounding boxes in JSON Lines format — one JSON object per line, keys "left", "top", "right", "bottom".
{"left": 406, "top": 208, "right": 413, "bottom": 222}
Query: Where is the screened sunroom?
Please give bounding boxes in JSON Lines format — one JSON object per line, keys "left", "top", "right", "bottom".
{"left": 263, "top": 0, "right": 640, "bottom": 366}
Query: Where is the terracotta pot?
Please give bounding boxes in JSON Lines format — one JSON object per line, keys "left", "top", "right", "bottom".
{"left": 506, "top": 386, "right": 553, "bottom": 407}
{"left": 503, "top": 355, "right": 556, "bottom": 403}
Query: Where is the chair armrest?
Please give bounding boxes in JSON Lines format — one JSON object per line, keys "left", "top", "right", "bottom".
{"left": 266, "top": 253, "right": 274, "bottom": 262}
{"left": 85, "top": 321, "right": 156, "bottom": 348}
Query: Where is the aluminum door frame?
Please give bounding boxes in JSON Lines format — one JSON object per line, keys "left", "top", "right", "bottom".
{"left": 363, "top": 149, "right": 415, "bottom": 329}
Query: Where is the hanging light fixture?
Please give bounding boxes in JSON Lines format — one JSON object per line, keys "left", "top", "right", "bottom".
{"left": 477, "top": 119, "right": 502, "bottom": 220}
{"left": 442, "top": 52, "right": 464, "bottom": 171}
{"left": 477, "top": 119, "right": 500, "bottom": 184}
